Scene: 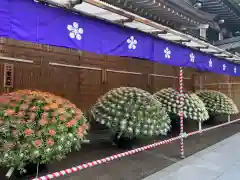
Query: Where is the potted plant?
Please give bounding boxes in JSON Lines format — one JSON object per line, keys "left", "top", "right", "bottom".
{"left": 0, "top": 90, "right": 89, "bottom": 179}
{"left": 154, "top": 88, "right": 209, "bottom": 132}
{"left": 91, "top": 87, "right": 171, "bottom": 149}
{"left": 196, "top": 90, "right": 238, "bottom": 124}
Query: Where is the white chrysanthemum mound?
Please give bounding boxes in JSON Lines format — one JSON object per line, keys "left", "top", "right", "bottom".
{"left": 91, "top": 87, "right": 171, "bottom": 137}
{"left": 196, "top": 90, "right": 239, "bottom": 115}
{"left": 153, "top": 88, "right": 209, "bottom": 122}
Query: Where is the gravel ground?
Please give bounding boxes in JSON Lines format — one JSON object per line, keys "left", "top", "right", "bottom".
{"left": 1, "top": 116, "right": 240, "bottom": 180}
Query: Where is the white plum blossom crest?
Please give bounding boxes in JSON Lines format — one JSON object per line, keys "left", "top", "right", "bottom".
{"left": 67, "top": 22, "right": 83, "bottom": 40}
{"left": 189, "top": 53, "right": 195, "bottom": 63}
{"left": 127, "top": 36, "right": 137, "bottom": 50}
{"left": 234, "top": 66, "right": 237, "bottom": 74}
{"left": 209, "top": 59, "right": 212, "bottom": 67}
{"left": 223, "top": 64, "right": 226, "bottom": 71}
{"left": 164, "top": 47, "right": 171, "bottom": 59}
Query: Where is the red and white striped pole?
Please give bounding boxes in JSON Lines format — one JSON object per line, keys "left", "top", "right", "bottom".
{"left": 179, "top": 67, "right": 185, "bottom": 158}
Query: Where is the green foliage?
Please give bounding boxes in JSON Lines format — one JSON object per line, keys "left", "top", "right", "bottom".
{"left": 91, "top": 87, "right": 171, "bottom": 138}
{"left": 154, "top": 88, "right": 209, "bottom": 122}
{"left": 196, "top": 90, "right": 239, "bottom": 115}
{"left": 0, "top": 90, "right": 89, "bottom": 172}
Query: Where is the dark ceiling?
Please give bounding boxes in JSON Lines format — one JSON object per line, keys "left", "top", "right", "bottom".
{"left": 189, "top": 0, "right": 240, "bottom": 32}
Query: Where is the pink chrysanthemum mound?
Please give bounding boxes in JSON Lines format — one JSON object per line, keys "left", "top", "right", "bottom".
{"left": 0, "top": 90, "right": 89, "bottom": 171}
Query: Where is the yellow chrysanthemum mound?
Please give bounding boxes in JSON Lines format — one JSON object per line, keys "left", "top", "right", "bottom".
{"left": 91, "top": 87, "right": 171, "bottom": 138}
{"left": 196, "top": 90, "right": 239, "bottom": 115}
{"left": 154, "top": 88, "right": 209, "bottom": 122}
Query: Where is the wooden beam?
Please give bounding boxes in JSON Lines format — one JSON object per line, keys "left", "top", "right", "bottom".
{"left": 212, "top": 52, "right": 223, "bottom": 55}
{"left": 175, "top": 39, "right": 191, "bottom": 43}
{"left": 114, "top": 18, "right": 134, "bottom": 24}
{"left": 199, "top": 46, "right": 209, "bottom": 49}
{"left": 0, "top": 56, "right": 34, "bottom": 63}
{"left": 151, "top": 30, "right": 168, "bottom": 36}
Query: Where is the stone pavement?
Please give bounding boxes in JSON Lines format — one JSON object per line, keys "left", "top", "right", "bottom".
{"left": 142, "top": 132, "right": 240, "bottom": 180}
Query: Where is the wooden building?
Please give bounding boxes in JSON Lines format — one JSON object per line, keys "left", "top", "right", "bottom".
{"left": 1, "top": 37, "right": 240, "bottom": 113}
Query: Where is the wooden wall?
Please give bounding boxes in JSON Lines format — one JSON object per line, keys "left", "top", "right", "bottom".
{"left": 1, "top": 37, "right": 238, "bottom": 112}
{"left": 194, "top": 71, "right": 240, "bottom": 110}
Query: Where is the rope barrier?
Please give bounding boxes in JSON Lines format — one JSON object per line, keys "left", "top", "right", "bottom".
{"left": 32, "top": 118, "right": 240, "bottom": 180}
